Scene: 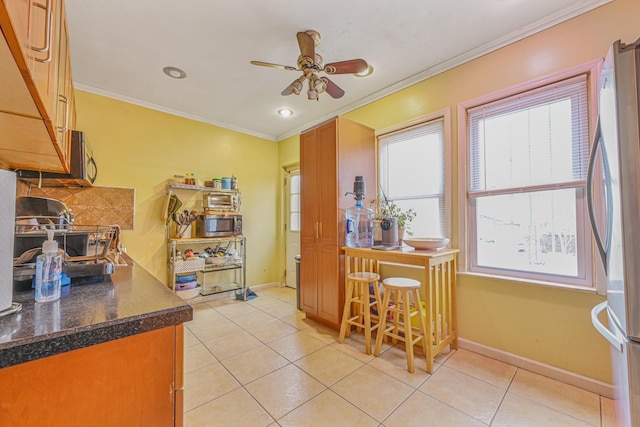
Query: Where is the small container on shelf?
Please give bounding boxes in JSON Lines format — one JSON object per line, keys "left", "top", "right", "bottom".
{"left": 176, "top": 280, "right": 198, "bottom": 290}
{"left": 174, "top": 257, "right": 205, "bottom": 274}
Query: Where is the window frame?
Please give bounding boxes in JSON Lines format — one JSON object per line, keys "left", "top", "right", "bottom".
{"left": 376, "top": 108, "right": 452, "bottom": 240}
{"left": 457, "top": 60, "right": 603, "bottom": 290}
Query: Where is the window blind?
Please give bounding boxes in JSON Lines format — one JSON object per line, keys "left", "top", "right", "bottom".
{"left": 378, "top": 118, "right": 446, "bottom": 236}
{"left": 467, "top": 74, "right": 589, "bottom": 195}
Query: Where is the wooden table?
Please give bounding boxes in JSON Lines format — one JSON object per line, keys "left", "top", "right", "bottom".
{"left": 342, "top": 246, "right": 459, "bottom": 373}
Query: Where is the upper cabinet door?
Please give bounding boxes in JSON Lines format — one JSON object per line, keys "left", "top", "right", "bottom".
{"left": 317, "top": 121, "right": 338, "bottom": 246}
{"left": 300, "top": 128, "right": 320, "bottom": 246}
{"left": 55, "top": 6, "right": 72, "bottom": 169}
{"left": 0, "top": 0, "right": 73, "bottom": 173}
{"left": 2, "top": 0, "right": 29, "bottom": 50}
{"left": 29, "top": 0, "right": 59, "bottom": 124}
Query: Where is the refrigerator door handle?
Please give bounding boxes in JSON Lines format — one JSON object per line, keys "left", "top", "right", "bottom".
{"left": 586, "top": 118, "right": 612, "bottom": 272}
{"left": 591, "top": 301, "right": 623, "bottom": 352}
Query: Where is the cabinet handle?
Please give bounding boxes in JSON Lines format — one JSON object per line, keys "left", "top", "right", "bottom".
{"left": 315, "top": 222, "right": 319, "bottom": 239}
{"left": 31, "top": 0, "right": 53, "bottom": 63}
{"left": 57, "top": 94, "right": 68, "bottom": 133}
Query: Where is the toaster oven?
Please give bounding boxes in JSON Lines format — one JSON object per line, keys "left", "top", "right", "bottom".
{"left": 203, "top": 191, "right": 240, "bottom": 212}
{"left": 194, "top": 214, "right": 242, "bottom": 238}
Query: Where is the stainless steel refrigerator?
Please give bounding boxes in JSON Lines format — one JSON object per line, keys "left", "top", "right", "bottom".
{"left": 589, "top": 38, "right": 640, "bottom": 427}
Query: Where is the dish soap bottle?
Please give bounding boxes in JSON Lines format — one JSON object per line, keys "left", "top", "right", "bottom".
{"left": 35, "top": 230, "right": 63, "bottom": 303}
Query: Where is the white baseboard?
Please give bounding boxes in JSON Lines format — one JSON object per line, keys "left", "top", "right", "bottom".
{"left": 251, "top": 282, "right": 284, "bottom": 289}
{"left": 458, "top": 338, "right": 614, "bottom": 399}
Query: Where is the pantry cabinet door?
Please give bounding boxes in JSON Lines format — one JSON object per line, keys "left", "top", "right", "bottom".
{"left": 300, "top": 128, "right": 319, "bottom": 247}
{"left": 317, "top": 245, "right": 342, "bottom": 324}
{"left": 300, "top": 243, "right": 318, "bottom": 315}
{"left": 317, "top": 120, "right": 339, "bottom": 247}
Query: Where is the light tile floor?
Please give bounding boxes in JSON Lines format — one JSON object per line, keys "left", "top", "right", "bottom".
{"left": 183, "top": 286, "right": 617, "bottom": 427}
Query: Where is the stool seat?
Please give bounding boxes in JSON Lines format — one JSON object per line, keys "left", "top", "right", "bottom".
{"left": 348, "top": 272, "right": 381, "bottom": 281}
{"left": 338, "top": 272, "right": 381, "bottom": 355}
{"left": 374, "top": 277, "right": 428, "bottom": 373}
{"left": 382, "top": 277, "right": 420, "bottom": 289}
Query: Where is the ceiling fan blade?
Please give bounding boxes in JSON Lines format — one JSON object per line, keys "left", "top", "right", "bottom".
{"left": 296, "top": 32, "right": 315, "bottom": 59}
{"left": 321, "top": 77, "right": 345, "bottom": 99}
{"left": 250, "top": 61, "right": 298, "bottom": 71}
{"left": 323, "top": 59, "right": 368, "bottom": 74}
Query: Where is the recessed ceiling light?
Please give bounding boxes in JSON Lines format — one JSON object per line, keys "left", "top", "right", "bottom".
{"left": 355, "top": 65, "right": 374, "bottom": 77}
{"left": 277, "top": 108, "right": 294, "bottom": 117}
{"left": 163, "top": 66, "right": 187, "bottom": 79}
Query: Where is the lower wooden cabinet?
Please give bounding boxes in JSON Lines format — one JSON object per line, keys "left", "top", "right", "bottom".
{"left": 0, "top": 325, "right": 185, "bottom": 427}
{"left": 300, "top": 244, "right": 342, "bottom": 326}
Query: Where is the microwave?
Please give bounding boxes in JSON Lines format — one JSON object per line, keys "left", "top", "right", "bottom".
{"left": 195, "top": 214, "right": 242, "bottom": 238}
{"left": 15, "top": 131, "right": 97, "bottom": 187}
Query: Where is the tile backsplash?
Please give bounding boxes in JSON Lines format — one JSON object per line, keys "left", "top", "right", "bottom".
{"left": 16, "top": 182, "right": 135, "bottom": 230}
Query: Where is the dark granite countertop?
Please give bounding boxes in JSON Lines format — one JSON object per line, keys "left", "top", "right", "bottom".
{"left": 0, "top": 256, "right": 193, "bottom": 369}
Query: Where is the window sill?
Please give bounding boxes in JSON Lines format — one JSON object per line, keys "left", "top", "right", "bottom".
{"left": 457, "top": 271, "right": 598, "bottom": 294}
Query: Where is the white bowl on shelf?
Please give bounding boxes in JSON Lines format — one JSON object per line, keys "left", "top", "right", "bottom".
{"left": 206, "top": 256, "right": 230, "bottom": 266}
{"left": 404, "top": 237, "right": 450, "bottom": 250}
{"left": 176, "top": 285, "right": 201, "bottom": 299}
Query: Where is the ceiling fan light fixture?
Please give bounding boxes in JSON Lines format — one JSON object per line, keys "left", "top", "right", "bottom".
{"left": 354, "top": 64, "right": 374, "bottom": 77}
{"left": 292, "top": 76, "right": 306, "bottom": 95}
{"left": 277, "top": 108, "right": 293, "bottom": 117}
{"left": 162, "top": 66, "right": 187, "bottom": 79}
{"left": 311, "top": 75, "right": 325, "bottom": 93}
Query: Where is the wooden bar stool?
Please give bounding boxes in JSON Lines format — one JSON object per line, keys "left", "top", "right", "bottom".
{"left": 374, "top": 277, "right": 428, "bottom": 373}
{"left": 338, "top": 271, "right": 381, "bottom": 355}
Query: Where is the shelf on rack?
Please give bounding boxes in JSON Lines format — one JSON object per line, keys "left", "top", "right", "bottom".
{"left": 168, "top": 183, "right": 240, "bottom": 193}
{"left": 203, "top": 263, "right": 242, "bottom": 272}
{"left": 168, "top": 236, "right": 245, "bottom": 244}
{"left": 200, "top": 281, "right": 242, "bottom": 296}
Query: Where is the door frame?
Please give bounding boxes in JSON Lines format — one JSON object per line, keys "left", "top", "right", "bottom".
{"left": 284, "top": 165, "right": 300, "bottom": 288}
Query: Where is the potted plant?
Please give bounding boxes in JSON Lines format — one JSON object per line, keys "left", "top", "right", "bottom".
{"left": 370, "top": 196, "right": 416, "bottom": 243}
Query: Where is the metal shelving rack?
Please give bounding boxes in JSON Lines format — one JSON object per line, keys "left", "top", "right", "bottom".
{"left": 168, "top": 236, "right": 246, "bottom": 297}
{"left": 165, "top": 183, "right": 246, "bottom": 299}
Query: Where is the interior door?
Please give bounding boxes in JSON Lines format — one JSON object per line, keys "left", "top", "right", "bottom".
{"left": 285, "top": 169, "right": 300, "bottom": 289}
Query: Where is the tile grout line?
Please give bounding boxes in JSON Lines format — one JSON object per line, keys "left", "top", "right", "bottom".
{"left": 184, "top": 287, "right": 610, "bottom": 426}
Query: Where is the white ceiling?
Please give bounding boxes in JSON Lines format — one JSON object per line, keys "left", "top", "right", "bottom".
{"left": 65, "top": 0, "right": 610, "bottom": 141}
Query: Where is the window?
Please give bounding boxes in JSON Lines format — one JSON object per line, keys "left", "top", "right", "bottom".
{"left": 378, "top": 114, "right": 449, "bottom": 238}
{"left": 463, "top": 74, "right": 592, "bottom": 287}
{"left": 288, "top": 173, "right": 301, "bottom": 232}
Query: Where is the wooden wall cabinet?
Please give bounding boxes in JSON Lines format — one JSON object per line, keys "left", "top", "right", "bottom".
{"left": 299, "top": 117, "right": 375, "bottom": 329}
{"left": 0, "top": 0, "right": 74, "bottom": 173}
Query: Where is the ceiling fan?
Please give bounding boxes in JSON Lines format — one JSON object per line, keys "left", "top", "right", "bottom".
{"left": 250, "top": 30, "right": 371, "bottom": 101}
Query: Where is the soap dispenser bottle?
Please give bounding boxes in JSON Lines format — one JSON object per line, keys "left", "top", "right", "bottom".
{"left": 35, "top": 230, "right": 63, "bottom": 303}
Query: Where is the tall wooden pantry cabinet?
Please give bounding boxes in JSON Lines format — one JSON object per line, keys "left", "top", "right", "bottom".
{"left": 299, "top": 117, "right": 375, "bottom": 329}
